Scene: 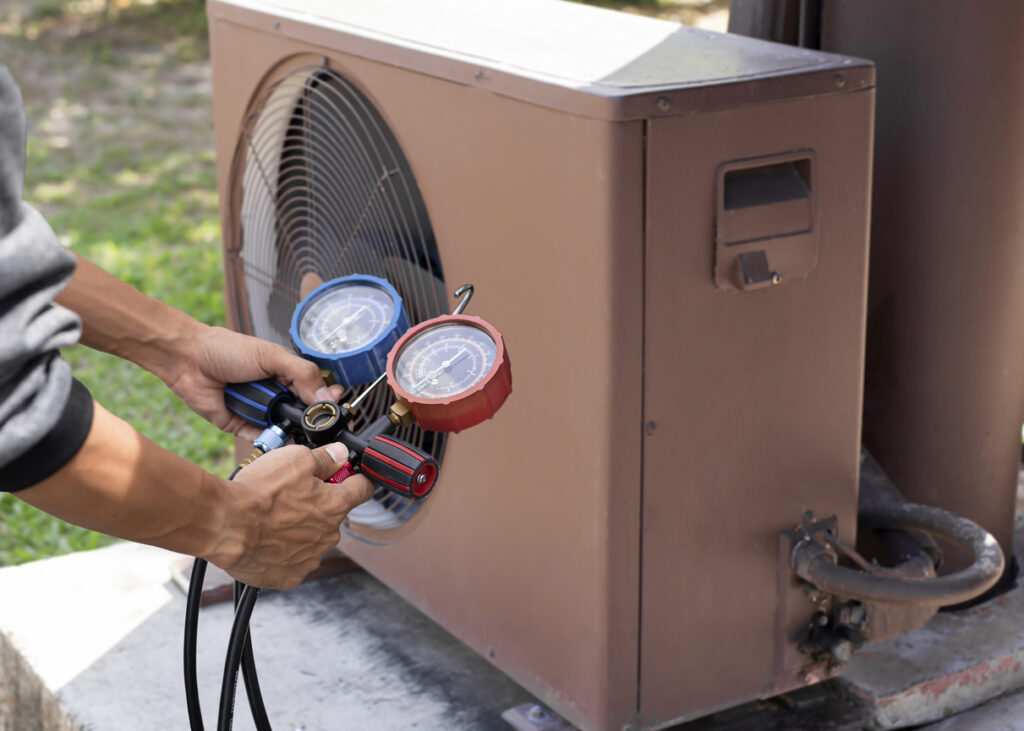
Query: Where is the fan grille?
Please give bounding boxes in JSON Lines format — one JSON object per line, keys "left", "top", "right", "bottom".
{"left": 226, "top": 62, "right": 448, "bottom": 533}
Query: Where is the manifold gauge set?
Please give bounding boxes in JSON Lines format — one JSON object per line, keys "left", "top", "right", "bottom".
{"left": 186, "top": 276, "right": 511, "bottom": 731}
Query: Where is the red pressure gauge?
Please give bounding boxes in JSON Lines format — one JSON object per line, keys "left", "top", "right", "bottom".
{"left": 386, "top": 314, "right": 511, "bottom": 433}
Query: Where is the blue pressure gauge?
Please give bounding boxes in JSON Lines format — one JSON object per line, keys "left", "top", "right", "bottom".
{"left": 290, "top": 274, "right": 410, "bottom": 387}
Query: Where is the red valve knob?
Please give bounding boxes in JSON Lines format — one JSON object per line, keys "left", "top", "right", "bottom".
{"left": 328, "top": 462, "right": 355, "bottom": 484}
{"left": 359, "top": 435, "right": 438, "bottom": 500}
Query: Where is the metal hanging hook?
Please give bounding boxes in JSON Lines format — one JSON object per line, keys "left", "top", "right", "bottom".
{"left": 452, "top": 284, "right": 474, "bottom": 315}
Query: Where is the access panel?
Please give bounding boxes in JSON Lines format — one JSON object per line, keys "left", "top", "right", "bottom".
{"left": 640, "top": 85, "right": 874, "bottom": 726}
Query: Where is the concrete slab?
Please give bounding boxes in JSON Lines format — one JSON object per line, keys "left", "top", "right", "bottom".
{"left": 837, "top": 590, "right": 1024, "bottom": 729}
{"left": 0, "top": 542, "right": 535, "bottom": 730}
{"left": 835, "top": 540, "right": 1024, "bottom": 728}
{"left": 921, "top": 688, "right": 1024, "bottom": 730}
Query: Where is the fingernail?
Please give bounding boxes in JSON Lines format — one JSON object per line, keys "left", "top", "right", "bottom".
{"left": 315, "top": 387, "right": 334, "bottom": 402}
{"left": 326, "top": 443, "right": 347, "bottom": 463}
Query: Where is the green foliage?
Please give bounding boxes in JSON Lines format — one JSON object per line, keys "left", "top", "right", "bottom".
{"left": 0, "top": 0, "right": 229, "bottom": 566}
{"left": 0, "top": 496, "right": 116, "bottom": 565}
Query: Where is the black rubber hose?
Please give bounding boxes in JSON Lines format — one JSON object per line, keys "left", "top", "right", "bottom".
{"left": 792, "top": 501, "right": 1005, "bottom": 606}
{"left": 218, "top": 584, "right": 262, "bottom": 731}
{"left": 185, "top": 558, "right": 208, "bottom": 731}
{"left": 185, "top": 465, "right": 244, "bottom": 731}
{"left": 235, "top": 579, "right": 271, "bottom": 730}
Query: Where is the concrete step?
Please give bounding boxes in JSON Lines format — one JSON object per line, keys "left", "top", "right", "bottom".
{"left": 0, "top": 542, "right": 534, "bottom": 730}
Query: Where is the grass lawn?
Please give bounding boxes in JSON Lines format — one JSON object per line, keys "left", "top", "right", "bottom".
{"left": 0, "top": 0, "right": 230, "bottom": 564}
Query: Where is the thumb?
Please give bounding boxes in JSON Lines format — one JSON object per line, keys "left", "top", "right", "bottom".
{"left": 311, "top": 443, "right": 375, "bottom": 515}
{"left": 309, "top": 442, "right": 351, "bottom": 481}
{"left": 261, "top": 343, "right": 332, "bottom": 406}
{"left": 327, "top": 472, "right": 375, "bottom": 518}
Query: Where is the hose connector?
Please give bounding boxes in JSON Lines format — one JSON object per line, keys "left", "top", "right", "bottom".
{"left": 253, "top": 424, "right": 288, "bottom": 454}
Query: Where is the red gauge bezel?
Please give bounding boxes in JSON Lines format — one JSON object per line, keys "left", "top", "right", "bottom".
{"left": 385, "top": 314, "right": 511, "bottom": 433}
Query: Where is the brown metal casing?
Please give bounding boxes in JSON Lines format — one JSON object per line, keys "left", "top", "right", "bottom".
{"left": 819, "top": 0, "right": 1024, "bottom": 564}
{"left": 208, "top": 2, "right": 875, "bottom": 728}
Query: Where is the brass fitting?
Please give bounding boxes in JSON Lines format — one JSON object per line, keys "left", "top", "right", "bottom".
{"left": 237, "top": 446, "right": 264, "bottom": 469}
{"left": 388, "top": 400, "right": 415, "bottom": 428}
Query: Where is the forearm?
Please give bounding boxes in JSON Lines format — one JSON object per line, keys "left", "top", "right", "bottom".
{"left": 15, "top": 400, "right": 239, "bottom": 564}
{"left": 56, "top": 254, "right": 206, "bottom": 382}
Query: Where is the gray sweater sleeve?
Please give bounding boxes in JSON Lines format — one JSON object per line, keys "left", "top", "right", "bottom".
{"left": 0, "top": 67, "right": 93, "bottom": 491}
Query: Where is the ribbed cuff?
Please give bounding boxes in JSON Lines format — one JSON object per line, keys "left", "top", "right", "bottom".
{"left": 1, "top": 378, "right": 94, "bottom": 492}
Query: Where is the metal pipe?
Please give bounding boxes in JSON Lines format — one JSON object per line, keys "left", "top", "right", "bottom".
{"left": 792, "top": 502, "right": 1004, "bottom": 606}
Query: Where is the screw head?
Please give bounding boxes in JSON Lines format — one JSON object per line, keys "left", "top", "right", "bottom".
{"left": 645, "top": 420, "right": 657, "bottom": 436}
{"left": 835, "top": 73, "right": 845, "bottom": 87}
{"left": 771, "top": 271, "right": 782, "bottom": 285}
{"left": 272, "top": 19, "right": 280, "bottom": 29}
{"left": 656, "top": 96, "right": 671, "bottom": 111}
{"left": 527, "top": 706, "right": 547, "bottom": 721}
{"left": 416, "top": 473, "right": 427, "bottom": 484}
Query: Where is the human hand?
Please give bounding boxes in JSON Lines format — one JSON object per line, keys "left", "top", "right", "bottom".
{"left": 163, "top": 325, "right": 343, "bottom": 441}
{"left": 207, "top": 442, "right": 373, "bottom": 589}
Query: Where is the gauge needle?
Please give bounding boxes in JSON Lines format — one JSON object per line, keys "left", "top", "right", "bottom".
{"left": 412, "top": 348, "right": 468, "bottom": 391}
{"left": 322, "top": 305, "right": 369, "bottom": 342}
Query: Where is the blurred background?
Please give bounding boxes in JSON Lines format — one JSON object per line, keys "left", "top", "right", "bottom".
{"left": 0, "top": 0, "right": 727, "bottom": 564}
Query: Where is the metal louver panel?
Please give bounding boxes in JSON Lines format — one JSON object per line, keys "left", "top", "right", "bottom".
{"left": 226, "top": 62, "right": 448, "bottom": 534}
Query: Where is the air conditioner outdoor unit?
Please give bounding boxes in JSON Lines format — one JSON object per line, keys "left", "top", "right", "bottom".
{"left": 207, "top": 1, "right": 877, "bottom": 727}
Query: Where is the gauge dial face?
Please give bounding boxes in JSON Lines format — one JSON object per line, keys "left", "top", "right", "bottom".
{"left": 393, "top": 323, "right": 497, "bottom": 400}
{"left": 297, "top": 283, "right": 395, "bottom": 354}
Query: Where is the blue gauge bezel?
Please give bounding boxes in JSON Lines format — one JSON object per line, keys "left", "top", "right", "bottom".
{"left": 289, "top": 274, "right": 409, "bottom": 387}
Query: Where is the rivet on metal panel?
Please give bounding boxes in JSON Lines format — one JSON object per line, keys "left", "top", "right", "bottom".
{"left": 835, "top": 73, "right": 846, "bottom": 88}
{"left": 656, "top": 96, "right": 671, "bottom": 111}
{"left": 645, "top": 420, "right": 657, "bottom": 436}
